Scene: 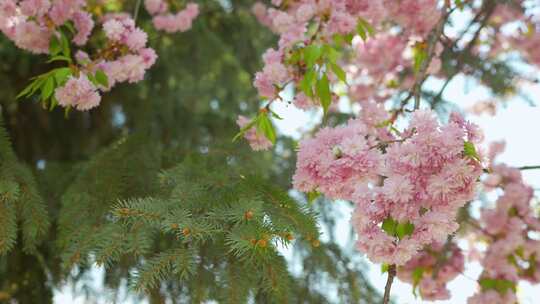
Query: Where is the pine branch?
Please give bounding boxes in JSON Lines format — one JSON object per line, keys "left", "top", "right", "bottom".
{"left": 134, "top": 248, "right": 196, "bottom": 292}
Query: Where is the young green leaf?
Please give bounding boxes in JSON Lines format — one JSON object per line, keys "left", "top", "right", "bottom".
{"left": 17, "top": 79, "right": 41, "bottom": 99}
{"left": 303, "top": 45, "right": 323, "bottom": 68}
{"left": 257, "top": 113, "right": 276, "bottom": 144}
{"left": 396, "top": 222, "right": 415, "bottom": 240}
{"left": 412, "top": 267, "right": 425, "bottom": 297}
{"left": 323, "top": 45, "right": 341, "bottom": 64}
{"left": 358, "top": 18, "right": 375, "bottom": 36}
{"left": 316, "top": 74, "right": 331, "bottom": 115}
{"left": 479, "top": 278, "right": 516, "bottom": 293}
{"left": 60, "top": 30, "right": 71, "bottom": 57}
{"left": 49, "top": 35, "right": 62, "bottom": 56}
{"left": 47, "top": 55, "right": 72, "bottom": 64}
{"left": 330, "top": 63, "right": 347, "bottom": 83}
{"left": 95, "top": 69, "right": 109, "bottom": 88}
{"left": 356, "top": 23, "right": 367, "bottom": 41}
{"left": 50, "top": 95, "right": 59, "bottom": 111}
{"left": 381, "top": 217, "right": 397, "bottom": 236}
{"left": 300, "top": 68, "right": 316, "bottom": 97}
{"left": 63, "top": 21, "right": 76, "bottom": 34}
{"left": 463, "top": 141, "right": 480, "bottom": 161}
{"left": 232, "top": 116, "right": 259, "bottom": 142}
{"left": 41, "top": 77, "right": 55, "bottom": 101}
{"left": 413, "top": 44, "right": 428, "bottom": 73}
{"left": 54, "top": 67, "right": 72, "bottom": 86}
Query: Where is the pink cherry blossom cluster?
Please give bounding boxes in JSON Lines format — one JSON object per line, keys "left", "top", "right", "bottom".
{"left": 0, "top": 0, "right": 200, "bottom": 111}
{"left": 145, "top": 0, "right": 199, "bottom": 33}
{"left": 397, "top": 241, "right": 464, "bottom": 301}
{"left": 98, "top": 16, "right": 157, "bottom": 84}
{"left": 53, "top": 15, "right": 157, "bottom": 110}
{"left": 292, "top": 117, "right": 382, "bottom": 199}
{"left": 0, "top": 0, "right": 93, "bottom": 54}
{"left": 351, "top": 111, "right": 483, "bottom": 265}
{"left": 251, "top": 0, "right": 442, "bottom": 105}
{"left": 294, "top": 110, "right": 483, "bottom": 265}
{"left": 467, "top": 149, "right": 540, "bottom": 303}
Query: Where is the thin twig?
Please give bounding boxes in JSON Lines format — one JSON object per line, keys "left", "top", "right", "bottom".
{"left": 518, "top": 165, "right": 540, "bottom": 171}
{"left": 432, "top": 1, "right": 497, "bottom": 105}
{"left": 431, "top": 235, "right": 454, "bottom": 279}
{"left": 383, "top": 264, "right": 396, "bottom": 304}
{"left": 412, "top": 1, "right": 451, "bottom": 110}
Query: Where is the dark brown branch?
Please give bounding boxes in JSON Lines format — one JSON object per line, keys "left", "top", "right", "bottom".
{"left": 382, "top": 264, "right": 396, "bottom": 304}
{"left": 519, "top": 165, "right": 540, "bottom": 171}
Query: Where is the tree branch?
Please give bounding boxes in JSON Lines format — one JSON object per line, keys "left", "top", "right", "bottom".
{"left": 382, "top": 264, "right": 396, "bottom": 304}
{"left": 432, "top": 1, "right": 497, "bottom": 105}
{"left": 412, "top": 1, "right": 451, "bottom": 110}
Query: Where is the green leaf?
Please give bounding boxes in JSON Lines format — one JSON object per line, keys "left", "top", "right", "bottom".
{"left": 316, "top": 74, "right": 331, "bottom": 115}
{"left": 381, "top": 217, "right": 397, "bottom": 236}
{"left": 300, "top": 68, "right": 316, "bottom": 97}
{"left": 413, "top": 44, "right": 427, "bottom": 73}
{"left": 356, "top": 23, "right": 367, "bottom": 41}
{"left": 17, "top": 79, "right": 41, "bottom": 99}
{"left": 257, "top": 113, "right": 276, "bottom": 144}
{"left": 412, "top": 267, "right": 425, "bottom": 297}
{"left": 323, "top": 45, "right": 341, "bottom": 64}
{"left": 47, "top": 55, "right": 72, "bottom": 63}
{"left": 304, "top": 45, "right": 323, "bottom": 68}
{"left": 330, "top": 63, "right": 346, "bottom": 83}
{"left": 287, "top": 49, "right": 301, "bottom": 64}
{"left": 63, "top": 21, "right": 76, "bottom": 34}
{"left": 95, "top": 69, "right": 109, "bottom": 88}
{"left": 50, "top": 95, "right": 59, "bottom": 111}
{"left": 463, "top": 141, "right": 480, "bottom": 161}
{"left": 41, "top": 77, "right": 55, "bottom": 101}
{"left": 306, "top": 21, "right": 320, "bottom": 38}
{"left": 494, "top": 280, "right": 516, "bottom": 293}
{"left": 232, "top": 116, "right": 259, "bottom": 142}
{"left": 381, "top": 263, "right": 389, "bottom": 273}
{"left": 49, "top": 34, "right": 62, "bottom": 56}
{"left": 479, "top": 278, "right": 516, "bottom": 293}
{"left": 54, "top": 67, "right": 72, "bottom": 86}
{"left": 60, "top": 30, "right": 71, "bottom": 58}
{"left": 358, "top": 18, "right": 375, "bottom": 36}
{"left": 396, "top": 222, "right": 415, "bottom": 240}
{"left": 333, "top": 33, "right": 354, "bottom": 45}
{"left": 87, "top": 73, "right": 98, "bottom": 86}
